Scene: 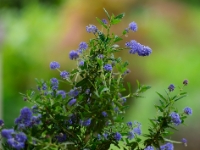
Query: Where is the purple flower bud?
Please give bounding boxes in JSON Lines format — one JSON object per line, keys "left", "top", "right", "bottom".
{"left": 102, "top": 19, "right": 107, "bottom": 24}
{"left": 168, "top": 84, "right": 175, "bottom": 92}
{"left": 183, "top": 79, "right": 188, "bottom": 85}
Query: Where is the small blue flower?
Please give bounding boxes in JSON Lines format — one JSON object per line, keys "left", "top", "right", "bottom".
{"left": 83, "top": 118, "right": 91, "bottom": 126}
{"left": 183, "top": 79, "right": 188, "bottom": 85}
{"left": 144, "top": 146, "right": 154, "bottom": 150}
{"left": 133, "top": 126, "right": 142, "bottom": 135}
{"left": 168, "top": 84, "right": 175, "bottom": 92}
{"left": 182, "top": 138, "right": 187, "bottom": 146}
{"left": 97, "top": 134, "right": 101, "bottom": 140}
{"left": 79, "top": 61, "right": 84, "bottom": 66}
{"left": 20, "top": 107, "right": 33, "bottom": 121}
{"left": 102, "top": 111, "right": 107, "bottom": 117}
{"left": 184, "top": 107, "right": 192, "bottom": 115}
{"left": 86, "top": 25, "right": 98, "bottom": 33}
{"left": 1, "top": 129, "right": 14, "bottom": 139}
{"left": 57, "top": 90, "right": 67, "bottom": 99}
{"left": 104, "top": 64, "right": 112, "bottom": 71}
{"left": 31, "top": 105, "right": 38, "bottom": 114}
{"left": 68, "top": 98, "right": 76, "bottom": 106}
{"left": 51, "top": 78, "right": 59, "bottom": 90}
{"left": 114, "top": 132, "right": 121, "bottom": 141}
{"left": 50, "top": 61, "right": 60, "bottom": 69}
{"left": 121, "top": 97, "right": 127, "bottom": 104}
{"left": 170, "top": 112, "right": 181, "bottom": 126}
{"left": 103, "top": 133, "right": 108, "bottom": 139}
{"left": 60, "top": 71, "right": 70, "bottom": 79}
{"left": 127, "top": 121, "right": 133, "bottom": 128}
{"left": 127, "top": 131, "right": 135, "bottom": 140}
{"left": 98, "top": 54, "right": 104, "bottom": 59}
{"left": 125, "top": 40, "right": 142, "bottom": 54}
{"left": 160, "top": 143, "right": 174, "bottom": 150}
{"left": 0, "top": 119, "right": 4, "bottom": 126}
{"left": 15, "top": 107, "right": 33, "bottom": 127}
{"left": 56, "top": 133, "right": 67, "bottom": 143}
{"left": 102, "top": 19, "right": 107, "bottom": 24}
{"left": 129, "top": 22, "right": 138, "bottom": 32}
{"left": 69, "top": 50, "right": 79, "bottom": 60}
{"left": 85, "top": 89, "right": 90, "bottom": 94}
{"left": 68, "top": 88, "right": 79, "bottom": 97}
{"left": 7, "top": 132, "right": 27, "bottom": 150}
{"left": 137, "top": 46, "right": 152, "bottom": 56}
{"left": 79, "top": 42, "right": 88, "bottom": 50}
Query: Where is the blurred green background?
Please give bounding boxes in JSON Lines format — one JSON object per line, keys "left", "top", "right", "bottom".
{"left": 0, "top": 0, "right": 200, "bottom": 149}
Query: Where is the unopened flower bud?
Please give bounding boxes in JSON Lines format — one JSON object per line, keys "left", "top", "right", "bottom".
{"left": 183, "top": 79, "right": 188, "bottom": 85}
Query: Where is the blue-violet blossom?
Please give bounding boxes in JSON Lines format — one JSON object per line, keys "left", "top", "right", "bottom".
{"left": 129, "top": 22, "right": 138, "bottom": 32}
{"left": 50, "top": 61, "right": 60, "bottom": 70}
{"left": 69, "top": 50, "right": 79, "bottom": 60}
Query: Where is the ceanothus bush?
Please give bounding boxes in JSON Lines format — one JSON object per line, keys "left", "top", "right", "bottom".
{"left": 0, "top": 9, "right": 192, "bottom": 150}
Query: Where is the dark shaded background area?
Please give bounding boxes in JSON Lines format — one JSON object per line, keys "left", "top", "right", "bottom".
{"left": 0, "top": 0, "right": 200, "bottom": 149}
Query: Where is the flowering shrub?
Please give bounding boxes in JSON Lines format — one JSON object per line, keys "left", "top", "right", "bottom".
{"left": 0, "top": 9, "right": 192, "bottom": 150}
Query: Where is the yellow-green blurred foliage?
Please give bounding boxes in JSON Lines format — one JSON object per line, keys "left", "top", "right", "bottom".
{"left": 1, "top": 0, "right": 200, "bottom": 149}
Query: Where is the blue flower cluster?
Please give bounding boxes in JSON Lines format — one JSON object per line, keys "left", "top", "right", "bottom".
{"left": 144, "top": 146, "right": 154, "bottom": 150}
{"left": 170, "top": 112, "right": 181, "bottom": 126}
{"left": 102, "top": 111, "right": 107, "bottom": 117}
{"left": 57, "top": 90, "right": 66, "bottom": 99}
{"left": 50, "top": 61, "right": 60, "bottom": 70}
{"left": 15, "top": 107, "right": 41, "bottom": 128}
{"left": 56, "top": 133, "right": 67, "bottom": 143}
{"left": 80, "top": 118, "right": 91, "bottom": 127}
{"left": 68, "top": 98, "right": 76, "bottom": 106}
{"left": 104, "top": 64, "right": 112, "bottom": 71}
{"left": 126, "top": 121, "right": 142, "bottom": 140}
{"left": 114, "top": 132, "right": 122, "bottom": 141}
{"left": 60, "top": 71, "right": 70, "bottom": 79}
{"left": 129, "top": 22, "right": 138, "bottom": 32}
{"left": 168, "top": 84, "right": 175, "bottom": 92}
{"left": 0, "top": 119, "right": 4, "bottom": 126}
{"left": 160, "top": 142, "right": 174, "bottom": 150}
{"left": 184, "top": 107, "right": 192, "bottom": 115}
{"left": 1, "top": 129, "right": 27, "bottom": 150}
{"left": 51, "top": 78, "right": 59, "bottom": 90}
{"left": 86, "top": 24, "right": 98, "bottom": 33}
{"left": 79, "top": 42, "right": 88, "bottom": 50}
{"left": 125, "top": 40, "right": 152, "bottom": 56}
{"left": 69, "top": 50, "right": 79, "bottom": 60}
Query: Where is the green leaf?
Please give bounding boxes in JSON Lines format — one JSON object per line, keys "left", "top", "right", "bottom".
{"left": 155, "top": 105, "right": 164, "bottom": 112}
{"left": 127, "top": 82, "right": 132, "bottom": 93}
{"left": 139, "top": 85, "right": 151, "bottom": 93}
{"left": 156, "top": 92, "right": 167, "bottom": 102}
{"left": 114, "top": 13, "right": 125, "bottom": 20}
{"left": 174, "top": 95, "right": 187, "bottom": 101}
{"left": 96, "top": 17, "right": 107, "bottom": 29}
{"left": 113, "top": 35, "right": 123, "bottom": 43}
{"left": 98, "top": 31, "right": 106, "bottom": 42}
{"left": 123, "top": 29, "right": 128, "bottom": 35}
{"left": 136, "top": 80, "right": 140, "bottom": 89}
{"left": 103, "top": 8, "right": 110, "bottom": 20}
